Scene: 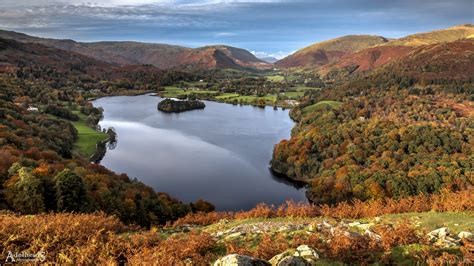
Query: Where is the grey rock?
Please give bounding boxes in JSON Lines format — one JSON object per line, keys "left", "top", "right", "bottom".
{"left": 277, "top": 256, "right": 311, "bottom": 266}
{"left": 364, "top": 230, "right": 382, "bottom": 241}
{"left": 294, "top": 245, "right": 319, "bottom": 264}
{"left": 269, "top": 250, "right": 295, "bottom": 265}
{"left": 214, "top": 254, "right": 270, "bottom": 266}
{"left": 458, "top": 231, "right": 473, "bottom": 241}
{"left": 428, "top": 227, "right": 450, "bottom": 240}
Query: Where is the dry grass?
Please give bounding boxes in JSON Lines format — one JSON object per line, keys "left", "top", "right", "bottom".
{"left": 0, "top": 189, "right": 472, "bottom": 264}
{"left": 172, "top": 188, "right": 474, "bottom": 227}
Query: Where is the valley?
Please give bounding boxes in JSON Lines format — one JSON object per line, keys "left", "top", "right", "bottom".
{"left": 0, "top": 22, "right": 473, "bottom": 264}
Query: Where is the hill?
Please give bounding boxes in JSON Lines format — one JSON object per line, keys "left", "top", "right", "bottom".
{"left": 0, "top": 37, "right": 111, "bottom": 76}
{"left": 377, "top": 39, "right": 474, "bottom": 81}
{"left": 385, "top": 24, "right": 474, "bottom": 46}
{"left": 0, "top": 30, "right": 271, "bottom": 71}
{"left": 323, "top": 24, "right": 474, "bottom": 75}
{"left": 275, "top": 35, "right": 388, "bottom": 68}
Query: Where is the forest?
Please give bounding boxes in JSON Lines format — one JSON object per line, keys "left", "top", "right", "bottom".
{"left": 271, "top": 47, "right": 474, "bottom": 204}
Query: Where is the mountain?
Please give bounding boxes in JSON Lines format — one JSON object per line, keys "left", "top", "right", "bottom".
{"left": 322, "top": 24, "right": 474, "bottom": 75}
{"left": 384, "top": 24, "right": 474, "bottom": 46}
{"left": 377, "top": 39, "right": 474, "bottom": 81}
{"left": 275, "top": 35, "right": 389, "bottom": 68}
{"left": 0, "top": 37, "right": 111, "bottom": 77}
{"left": 259, "top": 56, "right": 278, "bottom": 63}
{"left": 0, "top": 30, "right": 271, "bottom": 71}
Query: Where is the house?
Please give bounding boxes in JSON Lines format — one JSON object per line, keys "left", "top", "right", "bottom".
{"left": 27, "top": 106, "right": 39, "bottom": 112}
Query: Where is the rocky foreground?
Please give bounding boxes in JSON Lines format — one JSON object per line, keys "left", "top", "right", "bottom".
{"left": 164, "top": 211, "right": 474, "bottom": 265}
{"left": 157, "top": 98, "right": 205, "bottom": 113}
{"left": 1, "top": 211, "right": 472, "bottom": 264}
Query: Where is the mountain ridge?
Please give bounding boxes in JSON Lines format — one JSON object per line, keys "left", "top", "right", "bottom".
{"left": 0, "top": 29, "right": 271, "bottom": 71}
{"left": 276, "top": 24, "right": 474, "bottom": 71}
{"left": 275, "top": 35, "right": 389, "bottom": 68}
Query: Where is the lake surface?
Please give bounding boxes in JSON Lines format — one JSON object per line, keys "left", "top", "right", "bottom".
{"left": 93, "top": 94, "right": 307, "bottom": 210}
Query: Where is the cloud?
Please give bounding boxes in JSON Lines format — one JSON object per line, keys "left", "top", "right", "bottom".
{"left": 215, "top": 32, "right": 237, "bottom": 37}
{"left": 0, "top": 0, "right": 472, "bottom": 55}
{"left": 251, "top": 51, "right": 294, "bottom": 60}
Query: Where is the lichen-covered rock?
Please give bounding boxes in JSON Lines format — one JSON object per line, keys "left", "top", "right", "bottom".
{"left": 214, "top": 254, "right": 270, "bottom": 266}
{"left": 294, "top": 245, "right": 319, "bottom": 260}
{"left": 458, "top": 231, "right": 473, "bottom": 241}
{"left": 269, "top": 249, "right": 295, "bottom": 265}
{"left": 270, "top": 245, "right": 319, "bottom": 266}
{"left": 276, "top": 256, "right": 310, "bottom": 266}
{"left": 428, "top": 227, "right": 450, "bottom": 241}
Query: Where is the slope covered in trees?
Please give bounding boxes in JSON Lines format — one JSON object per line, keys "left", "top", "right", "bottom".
{"left": 272, "top": 39, "right": 474, "bottom": 204}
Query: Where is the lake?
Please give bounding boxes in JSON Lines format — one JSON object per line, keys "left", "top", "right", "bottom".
{"left": 93, "top": 94, "right": 307, "bottom": 210}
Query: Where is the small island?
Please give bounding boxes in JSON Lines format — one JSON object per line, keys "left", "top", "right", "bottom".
{"left": 157, "top": 98, "right": 206, "bottom": 113}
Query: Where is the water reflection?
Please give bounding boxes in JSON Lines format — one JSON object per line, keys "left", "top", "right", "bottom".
{"left": 93, "top": 94, "right": 307, "bottom": 210}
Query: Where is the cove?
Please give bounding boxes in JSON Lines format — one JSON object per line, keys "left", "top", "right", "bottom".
{"left": 93, "top": 94, "right": 307, "bottom": 210}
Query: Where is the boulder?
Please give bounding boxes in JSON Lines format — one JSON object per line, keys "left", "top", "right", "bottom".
{"left": 428, "top": 227, "right": 450, "bottom": 241}
{"left": 270, "top": 245, "right": 319, "bottom": 265}
{"left": 458, "top": 231, "right": 473, "bottom": 241}
{"left": 294, "top": 245, "right": 319, "bottom": 261}
{"left": 214, "top": 254, "right": 270, "bottom": 266}
{"left": 276, "top": 256, "right": 310, "bottom": 266}
{"left": 269, "top": 249, "right": 295, "bottom": 265}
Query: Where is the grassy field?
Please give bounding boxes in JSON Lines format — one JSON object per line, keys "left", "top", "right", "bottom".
{"left": 371, "top": 211, "right": 474, "bottom": 233}
{"left": 215, "top": 93, "right": 240, "bottom": 100}
{"left": 293, "top": 85, "right": 321, "bottom": 91}
{"left": 160, "top": 86, "right": 218, "bottom": 98}
{"left": 302, "top": 100, "right": 342, "bottom": 114}
{"left": 71, "top": 111, "right": 108, "bottom": 157}
{"left": 266, "top": 75, "right": 285, "bottom": 82}
{"left": 281, "top": 91, "right": 304, "bottom": 98}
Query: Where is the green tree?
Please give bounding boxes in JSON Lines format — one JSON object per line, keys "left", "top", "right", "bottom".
{"left": 54, "top": 169, "right": 86, "bottom": 212}
{"left": 8, "top": 167, "right": 45, "bottom": 214}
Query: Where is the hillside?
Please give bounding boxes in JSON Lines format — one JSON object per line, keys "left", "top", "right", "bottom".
{"left": 0, "top": 30, "right": 271, "bottom": 70}
{"left": 377, "top": 39, "right": 474, "bottom": 81}
{"left": 0, "top": 37, "right": 111, "bottom": 76}
{"left": 323, "top": 24, "right": 474, "bottom": 75}
{"left": 385, "top": 24, "right": 474, "bottom": 46}
{"left": 271, "top": 36, "right": 474, "bottom": 207}
{"left": 275, "top": 35, "right": 388, "bottom": 68}
{"left": 1, "top": 190, "right": 472, "bottom": 264}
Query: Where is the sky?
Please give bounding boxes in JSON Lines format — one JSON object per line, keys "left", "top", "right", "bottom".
{"left": 1, "top": 0, "right": 473, "bottom": 59}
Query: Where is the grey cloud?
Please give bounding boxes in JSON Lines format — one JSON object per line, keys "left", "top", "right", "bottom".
{"left": 0, "top": 0, "right": 472, "bottom": 54}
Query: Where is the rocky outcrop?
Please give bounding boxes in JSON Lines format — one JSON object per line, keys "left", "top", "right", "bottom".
{"left": 213, "top": 245, "right": 319, "bottom": 266}
{"left": 157, "top": 98, "right": 205, "bottom": 113}
{"left": 427, "top": 227, "right": 471, "bottom": 248}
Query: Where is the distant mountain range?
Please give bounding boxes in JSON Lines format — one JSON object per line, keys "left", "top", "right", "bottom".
{"left": 277, "top": 24, "right": 474, "bottom": 75}
{"left": 259, "top": 57, "right": 279, "bottom": 63}
{"left": 0, "top": 24, "right": 472, "bottom": 74}
{"left": 0, "top": 30, "right": 271, "bottom": 71}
